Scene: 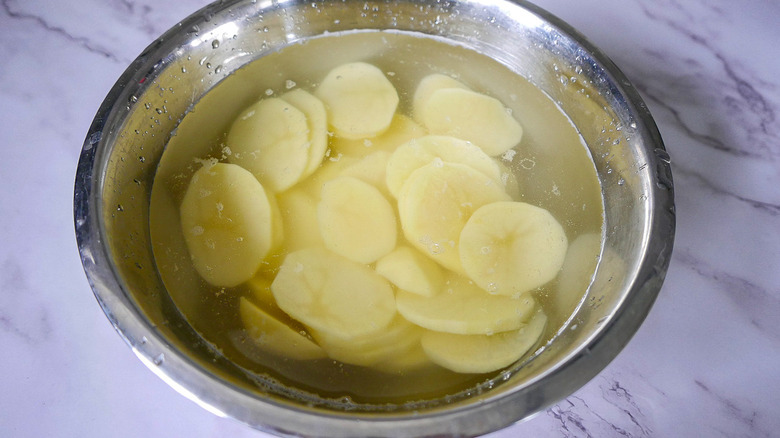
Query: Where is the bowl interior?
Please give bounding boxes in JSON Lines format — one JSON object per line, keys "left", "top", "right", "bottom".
{"left": 75, "top": 0, "right": 674, "bottom": 436}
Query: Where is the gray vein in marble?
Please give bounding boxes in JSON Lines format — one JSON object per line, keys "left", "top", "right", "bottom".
{"left": 669, "top": 160, "right": 780, "bottom": 217}
{"left": 675, "top": 247, "right": 780, "bottom": 340}
{"left": 599, "top": 379, "right": 652, "bottom": 436}
{"left": 695, "top": 380, "right": 771, "bottom": 438}
{"left": 633, "top": 0, "right": 779, "bottom": 159}
{"left": 2, "top": 0, "right": 120, "bottom": 62}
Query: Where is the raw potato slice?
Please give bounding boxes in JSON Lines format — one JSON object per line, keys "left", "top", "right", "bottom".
{"left": 555, "top": 233, "right": 600, "bottom": 318}
{"left": 180, "top": 162, "right": 274, "bottom": 287}
{"left": 412, "top": 73, "right": 470, "bottom": 121}
{"left": 226, "top": 97, "right": 310, "bottom": 192}
{"left": 396, "top": 275, "right": 537, "bottom": 335}
{"left": 459, "top": 201, "right": 568, "bottom": 296}
{"left": 421, "top": 88, "right": 523, "bottom": 156}
{"left": 375, "top": 246, "right": 444, "bottom": 297}
{"left": 300, "top": 154, "right": 359, "bottom": 200}
{"left": 385, "top": 135, "right": 503, "bottom": 198}
{"left": 277, "top": 187, "right": 323, "bottom": 252}
{"left": 331, "top": 114, "right": 427, "bottom": 158}
{"left": 373, "top": 343, "right": 433, "bottom": 374}
{"left": 398, "top": 162, "right": 511, "bottom": 272}
{"left": 421, "top": 309, "right": 547, "bottom": 374}
{"left": 316, "top": 62, "right": 399, "bottom": 140}
{"left": 271, "top": 247, "right": 396, "bottom": 341}
{"left": 318, "top": 176, "right": 397, "bottom": 264}
{"left": 280, "top": 89, "right": 328, "bottom": 177}
{"left": 311, "top": 315, "right": 423, "bottom": 366}
{"left": 239, "top": 297, "right": 327, "bottom": 360}
{"left": 340, "top": 151, "right": 392, "bottom": 197}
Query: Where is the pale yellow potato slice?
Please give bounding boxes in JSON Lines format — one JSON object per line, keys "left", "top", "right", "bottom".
{"left": 315, "top": 62, "right": 399, "bottom": 140}
{"left": 396, "top": 275, "right": 536, "bottom": 335}
{"left": 375, "top": 245, "right": 444, "bottom": 297}
{"left": 421, "top": 309, "right": 547, "bottom": 374}
{"left": 412, "top": 73, "right": 470, "bottom": 121}
{"left": 226, "top": 97, "right": 311, "bottom": 192}
{"left": 459, "top": 201, "right": 568, "bottom": 296}
{"left": 421, "top": 88, "right": 523, "bottom": 156}
{"left": 397, "top": 162, "right": 511, "bottom": 272}
{"left": 180, "top": 162, "right": 274, "bottom": 287}
{"left": 340, "top": 150, "right": 392, "bottom": 197}
{"left": 271, "top": 247, "right": 396, "bottom": 341}
{"left": 311, "top": 314, "right": 423, "bottom": 367}
{"left": 280, "top": 89, "right": 329, "bottom": 177}
{"left": 372, "top": 343, "right": 433, "bottom": 375}
{"left": 298, "top": 154, "right": 359, "bottom": 200}
{"left": 239, "top": 297, "right": 327, "bottom": 360}
{"left": 330, "top": 114, "right": 427, "bottom": 158}
{"left": 276, "top": 187, "right": 324, "bottom": 252}
{"left": 318, "top": 176, "right": 397, "bottom": 264}
{"left": 385, "top": 135, "right": 503, "bottom": 198}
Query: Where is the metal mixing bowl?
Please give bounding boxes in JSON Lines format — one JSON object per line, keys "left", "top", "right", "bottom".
{"left": 74, "top": 0, "right": 675, "bottom": 436}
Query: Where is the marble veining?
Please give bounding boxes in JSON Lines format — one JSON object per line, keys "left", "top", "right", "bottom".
{"left": 1, "top": 0, "right": 779, "bottom": 437}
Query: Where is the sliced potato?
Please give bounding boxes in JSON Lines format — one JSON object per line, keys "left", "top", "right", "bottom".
{"left": 375, "top": 245, "right": 444, "bottom": 297}
{"left": 311, "top": 314, "right": 423, "bottom": 367}
{"left": 420, "top": 88, "right": 523, "bottom": 156}
{"left": 280, "top": 89, "right": 329, "bottom": 177}
{"left": 330, "top": 114, "right": 427, "bottom": 158}
{"left": 318, "top": 176, "right": 397, "bottom": 264}
{"left": 276, "top": 187, "right": 323, "bottom": 252}
{"left": 459, "top": 201, "right": 568, "bottom": 295}
{"left": 180, "top": 162, "right": 275, "bottom": 287}
{"left": 315, "top": 62, "right": 399, "bottom": 140}
{"left": 421, "top": 309, "right": 547, "bottom": 373}
{"left": 226, "top": 97, "right": 311, "bottom": 192}
{"left": 385, "top": 135, "right": 503, "bottom": 198}
{"left": 397, "top": 162, "right": 511, "bottom": 272}
{"left": 239, "top": 297, "right": 326, "bottom": 360}
{"left": 396, "top": 275, "right": 536, "bottom": 335}
{"left": 271, "top": 247, "right": 396, "bottom": 341}
{"left": 412, "top": 73, "right": 470, "bottom": 121}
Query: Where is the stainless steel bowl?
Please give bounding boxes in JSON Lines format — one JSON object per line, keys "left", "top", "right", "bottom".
{"left": 74, "top": 0, "right": 674, "bottom": 436}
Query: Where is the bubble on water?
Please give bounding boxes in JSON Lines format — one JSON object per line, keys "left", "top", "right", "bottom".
{"left": 265, "top": 88, "right": 274, "bottom": 96}
{"left": 116, "top": 204, "right": 124, "bottom": 212}
{"left": 181, "top": 67, "right": 187, "bottom": 73}
{"left": 153, "top": 353, "right": 165, "bottom": 366}
{"left": 285, "top": 79, "right": 297, "bottom": 89}
{"left": 212, "top": 39, "right": 220, "bottom": 49}
{"left": 215, "top": 65, "right": 223, "bottom": 74}
{"left": 486, "top": 282, "right": 498, "bottom": 294}
{"left": 429, "top": 242, "right": 442, "bottom": 255}
{"left": 480, "top": 246, "right": 491, "bottom": 255}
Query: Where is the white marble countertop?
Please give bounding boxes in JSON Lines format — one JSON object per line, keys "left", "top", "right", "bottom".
{"left": 2, "top": 0, "right": 779, "bottom": 436}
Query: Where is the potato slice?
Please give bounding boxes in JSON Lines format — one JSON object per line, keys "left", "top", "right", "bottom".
{"left": 271, "top": 247, "right": 396, "bottom": 341}
{"left": 459, "top": 201, "right": 568, "bottom": 296}
{"left": 239, "top": 297, "right": 326, "bottom": 360}
{"left": 385, "top": 135, "right": 503, "bottom": 198}
{"left": 280, "top": 89, "right": 329, "bottom": 177}
{"left": 330, "top": 114, "right": 427, "bottom": 158}
{"left": 180, "top": 162, "right": 274, "bottom": 287}
{"left": 396, "top": 275, "right": 536, "bottom": 335}
{"left": 226, "top": 97, "right": 311, "bottom": 192}
{"left": 412, "top": 73, "right": 471, "bottom": 121}
{"left": 420, "top": 88, "right": 523, "bottom": 156}
{"left": 340, "top": 150, "right": 392, "bottom": 197}
{"left": 421, "top": 309, "right": 547, "bottom": 374}
{"left": 397, "top": 162, "right": 511, "bottom": 272}
{"left": 375, "top": 245, "right": 444, "bottom": 297}
{"left": 276, "top": 187, "right": 323, "bottom": 252}
{"left": 318, "top": 176, "right": 397, "bottom": 264}
{"left": 372, "top": 343, "right": 433, "bottom": 374}
{"left": 315, "top": 62, "right": 399, "bottom": 140}
{"left": 311, "top": 314, "right": 423, "bottom": 367}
